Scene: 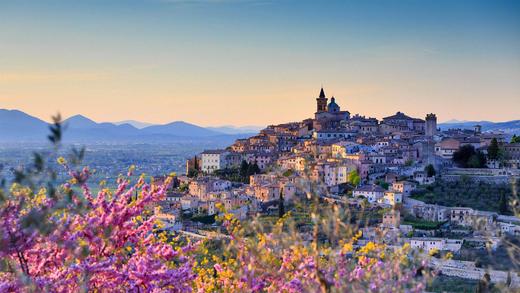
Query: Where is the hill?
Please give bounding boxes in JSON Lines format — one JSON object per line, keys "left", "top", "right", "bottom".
{"left": 0, "top": 109, "right": 252, "bottom": 144}
{"left": 439, "top": 120, "right": 520, "bottom": 135}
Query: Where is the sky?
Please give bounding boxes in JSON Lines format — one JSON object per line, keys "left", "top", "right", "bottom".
{"left": 0, "top": 0, "right": 519, "bottom": 126}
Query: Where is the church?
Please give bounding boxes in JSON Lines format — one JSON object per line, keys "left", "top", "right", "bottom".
{"left": 313, "top": 87, "right": 350, "bottom": 130}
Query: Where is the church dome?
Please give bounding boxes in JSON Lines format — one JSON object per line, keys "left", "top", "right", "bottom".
{"left": 327, "top": 97, "right": 340, "bottom": 112}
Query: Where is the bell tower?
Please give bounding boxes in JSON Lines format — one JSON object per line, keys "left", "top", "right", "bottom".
{"left": 316, "top": 87, "right": 328, "bottom": 112}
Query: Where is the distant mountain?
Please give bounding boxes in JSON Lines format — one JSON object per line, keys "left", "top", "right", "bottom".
{"left": 64, "top": 115, "right": 99, "bottom": 129}
{"left": 113, "top": 120, "right": 154, "bottom": 129}
{"left": 141, "top": 121, "right": 222, "bottom": 137}
{"left": 206, "top": 125, "right": 264, "bottom": 135}
{"left": 442, "top": 119, "right": 470, "bottom": 124}
{"left": 439, "top": 120, "right": 520, "bottom": 135}
{"left": 0, "top": 109, "right": 49, "bottom": 142}
{"left": 0, "top": 109, "right": 252, "bottom": 144}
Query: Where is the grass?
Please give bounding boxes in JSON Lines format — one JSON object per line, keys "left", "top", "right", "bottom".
{"left": 402, "top": 215, "right": 444, "bottom": 230}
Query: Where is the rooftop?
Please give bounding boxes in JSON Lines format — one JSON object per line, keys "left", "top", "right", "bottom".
{"left": 354, "top": 184, "right": 386, "bottom": 193}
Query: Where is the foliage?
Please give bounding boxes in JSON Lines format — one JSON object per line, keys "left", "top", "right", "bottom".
{"left": 186, "top": 156, "right": 200, "bottom": 178}
{"left": 215, "top": 161, "right": 260, "bottom": 184}
{"left": 511, "top": 135, "right": 520, "bottom": 144}
{"left": 191, "top": 214, "right": 216, "bottom": 225}
{"left": 487, "top": 138, "right": 500, "bottom": 161}
{"left": 179, "top": 182, "right": 189, "bottom": 192}
{"left": 499, "top": 192, "right": 508, "bottom": 215}
{"left": 278, "top": 189, "right": 285, "bottom": 219}
{"left": 426, "top": 275, "right": 481, "bottom": 293}
{"left": 187, "top": 168, "right": 199, "bottom": 178}
{"left": 0, "top": 117, "right": 196, "bottom": 292}
{"left": 1, "top": 118, "right": 435, "bottom": 292}
{"left": 192, "top": 201, "right": 427, "bottom": 292}
{"left": 375, "top": 179, "right": 389, "bottom": 190}
{"left": 402, "top": 215, "right": 444, "bottom": 230}
{"left": 452, "top": 145, "right": 486, "bottom": 168}
{"left": 410, "top": 179, "right": 515, "bottom": 214}
{"left": 282, "top": 169, "right": 294, "bottom": 177}
{"left": 424, "top": 164, "right": 436, "bottom": 178}
{"left": 453, "top": 235, "right": 520, "bottom": 271}
{"left": 348, "top": 170, "right": 361, "bottom": 186}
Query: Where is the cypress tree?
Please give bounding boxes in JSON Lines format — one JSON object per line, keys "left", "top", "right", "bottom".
{"left": 278, "top": 188, "right": 285, "bottom": 218}
{"left": 499, "top": 192, "right": 508, "bottom": 214}
{"left": 487, "top": 138, "right": 499, "bottom": 161}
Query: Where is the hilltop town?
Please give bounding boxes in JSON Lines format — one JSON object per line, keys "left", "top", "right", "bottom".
{"left": 159, "top": 88, "right": 520, "bottom": 287}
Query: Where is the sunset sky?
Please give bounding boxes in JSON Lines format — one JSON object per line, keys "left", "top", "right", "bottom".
{"left": 0, "top": 0, "right": 519, "bottom": 126}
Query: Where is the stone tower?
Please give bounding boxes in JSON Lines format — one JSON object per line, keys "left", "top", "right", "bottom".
{"left": 425, "top": 113, "right": 437, "bottom": 137}
{"left": 474, "top": 124, "right": 482, "bottom": 134}
{"left": 316, "top": 87, "right": 328, "bottom": 112}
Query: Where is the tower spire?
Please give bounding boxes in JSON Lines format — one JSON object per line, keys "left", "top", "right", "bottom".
{"left": 316, "top": 86, "right": 328, "bottom": 112}
{"left": 319, "top": 87, "right": 326, "bottom": 99}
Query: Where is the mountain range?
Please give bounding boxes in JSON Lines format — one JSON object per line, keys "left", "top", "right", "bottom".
{"left": 113, "top": 120, "right": 263, "bottom": 134}
{"left": 0, "top": 109, "right": 259, "bottom": 144}
{"left": 438, "top": 120, "right": 520, "bottom": 135}
{"left": 1, "top": 109, "right": 518, "bottom": 144}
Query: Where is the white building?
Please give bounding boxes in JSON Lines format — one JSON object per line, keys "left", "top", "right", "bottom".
{"left": 410, "top": 237, "right": 463, "bottom": 253}
{"left": 312, "top": 129, "right": 354, "bottom": 141}
{"left": 353, "top": 184, "right": 386, "bottom": 203}
{"left": 499, "top": 222, "right": 520, "bottom": 236}
{"left": 201, "top": 150, "right": 229, "bottom": 173}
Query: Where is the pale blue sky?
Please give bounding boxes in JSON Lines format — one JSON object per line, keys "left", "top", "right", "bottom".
{"left": 0, "top": 0, "right": 519, "bottom": 125}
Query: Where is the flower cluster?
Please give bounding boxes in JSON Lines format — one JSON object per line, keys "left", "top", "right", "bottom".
{"left": 192, "top": 208, "right": 426, "bottom": 293}
{"left": 1, "top": 163, "right": 426, "bottom": 293}
{"left": 0, "top": 165, "right": 195, "bottom": 292}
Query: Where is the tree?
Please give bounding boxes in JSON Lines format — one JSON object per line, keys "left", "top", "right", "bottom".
{"left": 453, "top": 145, "right": 475, "bottom": 167}
{"left": 278, "top": 188, "right": 285, "bottom": 218}
{"left": 282, "top": 169, "right": 293, "bottom": 177}
{"left": 348, "top": 170, "right": 361, "bottom": 186}
{"left": 188, "top": 168, "right": 198, "bottom": 178}
{"left": 193, "top": 156, "right": 199, "bottom": 170}
{"left": 487, "top": 138, "right": 500, "bottom": 161}
{"left": 453, "top": 145, "right": 485, "bottom": 168}
{"left": 424, "top": 164, "right": 436, "bottom": 177}
{"left": 0, "top": 118, "right": 195, "bottom": 292}
{"left": 240, "top": 160, "right": 249, "bottom": 177}
{"left": 499, "top": 192, "right": 508, "bottom": 214}
{"left": 511, "top": 135, "right": 520, "bottom": 144}
{"left": 248, "top": 163, "right": 261, "bottom": 176}
{"left": 467, "top": 152, "right": 486, "bottom": 168}
{"left": 179, "top": 182, "right": 189, "bottom": 192}
{"left": 378, "top": 181, "right": 389, "bottom": 190}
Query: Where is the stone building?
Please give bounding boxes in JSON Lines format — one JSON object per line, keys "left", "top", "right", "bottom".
{"left": 380, "top": 112, "right": 425, "bottom": 134}
{"left": 503, "top": 143, "right": 520, "bottom": 168}
{"left": 313, "top": 88, "right": 350, "bottom": 130}
{"left": 410, "top": 238, "right": 462, "bottom": 253}
{"left": 353, "top": 184, "right": 386, "bottom": 203}
{"left": 200, "top": 149, "right": 229, "bottom": 173}
{"left": 425, "top": 113, "right": 437, "bottom": 137}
